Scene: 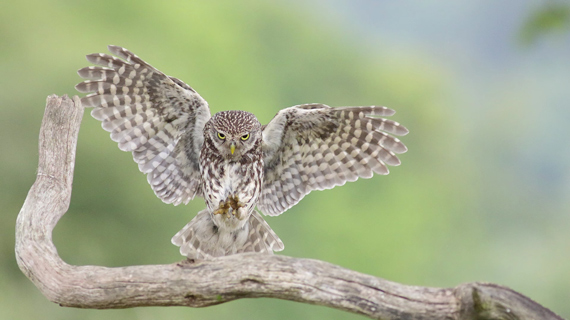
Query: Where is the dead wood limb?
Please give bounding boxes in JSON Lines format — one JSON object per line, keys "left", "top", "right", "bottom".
{"left": 15, "top": 95, "right": 565, "bottom": 320}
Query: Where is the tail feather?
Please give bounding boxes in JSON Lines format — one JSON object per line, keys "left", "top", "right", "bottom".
{"left": 239, "top": 210, "right": 284, "bottom": 254}
{"left": 171, "top": 209, "right": 284, "bottom": 259}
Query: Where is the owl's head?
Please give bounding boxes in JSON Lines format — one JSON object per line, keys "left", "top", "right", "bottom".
{"left": 206, "top": 110, "right": 262, "bottom": 159}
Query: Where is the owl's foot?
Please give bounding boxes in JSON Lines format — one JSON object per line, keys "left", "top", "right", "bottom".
{"left": 213, "top": 200, "right": 231, "bottom": 215}
{"left": 213, "top": 196, "right": 246, "bottom": 217}
{"left": 228, "top": 195, "right": 246, "bottom": 219}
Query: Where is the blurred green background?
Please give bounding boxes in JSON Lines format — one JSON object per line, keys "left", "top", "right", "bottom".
{"left": 2, "top": 0, "right": 569, "bottom": 319}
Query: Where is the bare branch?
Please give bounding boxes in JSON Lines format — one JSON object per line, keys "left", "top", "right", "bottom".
{"left": 15, "top": 95, "right": 565, "bottom": 319}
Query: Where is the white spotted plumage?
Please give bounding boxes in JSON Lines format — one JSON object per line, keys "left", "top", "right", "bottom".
{"left": 76, "top": 46, "right": 408, "bottom": 259}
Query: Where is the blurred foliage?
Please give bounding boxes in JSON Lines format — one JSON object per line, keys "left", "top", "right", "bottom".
{"left": 1, "top": 0, "right": 569, "bottom": 319}
{"left": 519, "top": 2, "right": 570, "bottom": 46}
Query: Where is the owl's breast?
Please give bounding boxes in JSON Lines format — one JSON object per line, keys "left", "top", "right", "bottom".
{"left": 201, "top": 156, "right": 263, "bottom": 218}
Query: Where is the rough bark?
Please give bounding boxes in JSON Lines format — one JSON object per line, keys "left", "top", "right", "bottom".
{"left": 15, "top": 95, "right": 565, "bottom": 320}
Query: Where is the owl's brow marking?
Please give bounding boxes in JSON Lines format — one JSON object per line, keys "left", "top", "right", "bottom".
{"left": 211, "top": 111, "right": 259, "bottom": 135}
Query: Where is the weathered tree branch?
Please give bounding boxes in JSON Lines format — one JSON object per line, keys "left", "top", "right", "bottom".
{"left": 15, "top": 95, "right": 565, "bottom": 319}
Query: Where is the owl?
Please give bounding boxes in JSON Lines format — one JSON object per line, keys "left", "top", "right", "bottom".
{"left": 76, "top": 46, "right": 408, "bottom": 259}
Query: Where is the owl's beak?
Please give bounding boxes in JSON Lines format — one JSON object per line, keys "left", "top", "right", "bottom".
{"left": 230, "top": 142, "right": 236, "bottom": 155}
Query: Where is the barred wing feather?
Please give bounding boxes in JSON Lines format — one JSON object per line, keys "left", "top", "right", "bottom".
{"left": 76, "top": 45, "right": 211, "bottom": 205}
{"left": 260, "top": 104, "right": 408, "bottom": 216}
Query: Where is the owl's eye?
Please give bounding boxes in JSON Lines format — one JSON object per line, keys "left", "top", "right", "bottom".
{"left": 241, "top": 134, "right": 250, "bottom": 141}
{"left": 217, "top": 132, "right": 226, "bottom": 140}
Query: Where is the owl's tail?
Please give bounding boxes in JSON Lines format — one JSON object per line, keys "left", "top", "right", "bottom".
{"left": 171, "top": 209, "right": 284, "bottom": 259}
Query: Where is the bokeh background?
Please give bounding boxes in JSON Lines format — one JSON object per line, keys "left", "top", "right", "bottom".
{"left": 2, "top": 0, "right": 569, "bottom": 319}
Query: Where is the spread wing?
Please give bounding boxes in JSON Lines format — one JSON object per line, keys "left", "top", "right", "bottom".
{"left": 259, "top": 104, "right": 408, "bottom": 216}
{"left": 76, "top": 45, "right": 211, "bottom": 205}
